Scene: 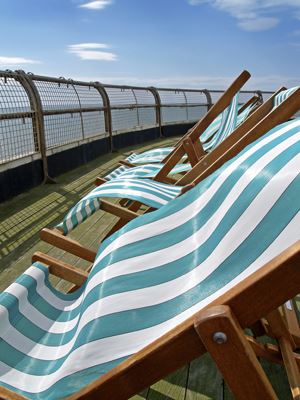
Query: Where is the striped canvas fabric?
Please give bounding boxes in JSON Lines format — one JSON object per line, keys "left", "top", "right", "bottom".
{"left": 202, "top": 92, "right": 239, "bottom": 152}
{"left": 125, "top": 147, "right": 174, "bottom": 164}
{"left": 56, "top": 178, "right": 183, "bottom": 234}
{"left": 236, "top": 100, "right": 257, "bottom": 125}
{"left": 1, "top": 118, "right": 300, "bottom": 399}
{"left": 273, "top": 87, "right": 298, "bottom": 109}
{"left": 109, "top": 162, "right": 191, "bottom": 180}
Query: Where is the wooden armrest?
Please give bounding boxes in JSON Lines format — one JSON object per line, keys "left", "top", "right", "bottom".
{"left": 32, "top": 252, "right": 88, "bottom": 287}
{"left": 40, "top": 228, "right": 96, "bottom": 262}
{"left": 95, "top": 177, "right": 107, "bottom": 186}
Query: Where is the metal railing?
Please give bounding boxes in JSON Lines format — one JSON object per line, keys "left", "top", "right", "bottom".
{"left": 0, "top": 70, "right": 272, "bottom": 182}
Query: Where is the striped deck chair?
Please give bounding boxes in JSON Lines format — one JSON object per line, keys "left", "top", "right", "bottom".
{"left": 104, "top": 70, "right": 251, "bottom": 181}
{"left": 104, "top": 87, "right": 296, "bottom": 183}
{"left": 45, "top": 87, "right": 300, "bottom": 245}
{"left": 105, "top": 91, "right": 240, "bottom": 181}
{"left": 51, "top": 93, "right": 239, "bottom": 237}
{"left": 124, "top": 95, "right": 258, "bottom": 166}
{"left": 1, "top": 120, "right": 300, "bottom": 400}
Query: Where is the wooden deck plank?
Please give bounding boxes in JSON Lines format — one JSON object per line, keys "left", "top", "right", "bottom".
{"left": 147, "top": 366, "right": 188, "bottom": 400}
{"left": 186, "top": 355, "right": 223, "bottom": 400}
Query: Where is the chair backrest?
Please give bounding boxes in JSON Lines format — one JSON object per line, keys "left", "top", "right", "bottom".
{"left": 177, "top": 86, "right": 300, "bottom": 186}
{"left": 202, "top": 92, "right": 239, "bottom": 152}
{"left": 1, "top": 118, "right": 300, "bottom": 399}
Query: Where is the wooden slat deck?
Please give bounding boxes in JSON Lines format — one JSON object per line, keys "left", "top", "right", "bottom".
{"left": 0, "top": 137, "right": 293, "bottom": 399}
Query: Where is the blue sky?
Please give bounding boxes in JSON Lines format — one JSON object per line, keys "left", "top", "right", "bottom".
{"left": 0, "top": 0, "right": 300, "bottom": 89}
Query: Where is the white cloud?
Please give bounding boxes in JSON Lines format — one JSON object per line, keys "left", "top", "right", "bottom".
{"left": 188, "top": 0, "right": 300, "bottom": 31}
{"left": 68, "top": 43, "right": 117, "bottom": 61}
{"left": 79, "top": 0, "right": 112, "bottom": 10}
{"left": 0, "top": 56, "right": 41, "bottom": 66}
{"left": 238, "top": 16, "right": 278, "bottom": 31}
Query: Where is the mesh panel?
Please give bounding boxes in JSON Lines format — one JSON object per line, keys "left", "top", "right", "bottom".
{"left": 111, "top": 109, "right": 139, "bottom": 132}
{"left": 137, "top": 107, "right": 156, "bottom": 127}
{"left": 34, "top": 81, "right": 80, "bottom": 110}
{"left": 187, "top": 106, "right": 207, "bottom": 122}
{"left": 73, "top": 85, "right": 104, "bottom": 108}
{"left": 184, "top": 91, "right": 207, "bottom": 104}
{"left": 161, "top": 107, "right": 187, "bottom": 124}
{"left": 44, "top": 113, "right": 83, "bottom": 148}
{"left": 105, "top": 87, "right": 136, "bottom": 106}
{"left": 0, "top": 77, "right": 37, "bottom": 164}
{"left": 82, "top": 111, "right": 106, "bottom": 138}
{"left": 158, "top": 90, "right": 186, "bottom": 105}
{"left": 132, "top": 89, "right": 155, "bottom": 105}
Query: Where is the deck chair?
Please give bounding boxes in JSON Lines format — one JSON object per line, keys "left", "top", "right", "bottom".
{"left": 122, "top": 94, "right": 259, "bottom": 166}
{"left": 105, "top": 70, "right": 252, "bottom": 181}
{"left": 41, "top": 86, "right": 300, "bottom": 245}
{"left": 1, "top": 121, "right": 300, "bottom": 399}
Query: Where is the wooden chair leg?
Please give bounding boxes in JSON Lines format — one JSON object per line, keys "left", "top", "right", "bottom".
{"left": 283, "top": 301, "right": 300, "bottom": 347}
{"left": 182, "top": 138, "right": 199, "bottom": 166}
{"left": 266, "top": 310, "right": 300, "bottom": 400}
{"left": 194, "top": 305, "right": 277, "bottom": 400}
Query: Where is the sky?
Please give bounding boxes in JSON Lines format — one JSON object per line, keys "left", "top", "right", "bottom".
{"left": 0, "top": 0, "right": 300, "bottom": 90}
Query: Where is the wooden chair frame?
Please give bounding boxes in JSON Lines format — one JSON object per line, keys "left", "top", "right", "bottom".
{"left": 2, "top": 241, "right": 300, "bottom": 399}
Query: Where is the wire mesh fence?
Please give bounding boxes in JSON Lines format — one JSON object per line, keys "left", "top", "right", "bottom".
{"left": 0, "top": 70, "right": 273, "bottom": 172}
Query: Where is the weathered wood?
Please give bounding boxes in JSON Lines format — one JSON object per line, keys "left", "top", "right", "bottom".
{"left": 266, "top": 310, "right": 300, "bottom": 399}
{"left": 194, "top": 305, "right": 277, "bottom": 399}
{"left": 279, "top": 336, "right": 300, "bottom": 399}
{"left": 0, "top": 387, "right": 28, "bottom": 400}
{"left": 40, "top": 228, "right": 97, "bottom": 262}
{"left": 182, "top": 138, "right": 200, "bottom": 167}
{"left": 147, "top": 366, "right": 188, "bottom": 400}
{"left": 32, "top": 252, "right": 88, "bottom": 286}
{"left": 185, "top": 355, "right": 223, "bottom": 400}
{"left": 283, "top": 301, "right": 300, "bottom": 346}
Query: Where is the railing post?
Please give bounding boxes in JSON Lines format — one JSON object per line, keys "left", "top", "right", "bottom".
{"left": 255, "top": 90, "right": 264, "bottom": 103}
{"left": 203, "top": 89, "right": 213, "bottom": 111}
{"left": 95, "top": 83, "right": 114, "bottom": 152}
{"left": 70, "top": 80, "right": 85, "bottom": 140}
{"left": 131, "top": 89, "right": 140, "bottom": 127}
{"left": 182, "top": 90, "right": 189, "bottom": 121}
{"left": 148, "top": 87, "right": 163, "bottom": 138}
{"left": 15, "top": 70, "right": 55, "bottom": 184}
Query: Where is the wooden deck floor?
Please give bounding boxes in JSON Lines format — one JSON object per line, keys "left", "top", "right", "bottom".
{"left": 0, "top": 137, "right": 292, "bottom": 399}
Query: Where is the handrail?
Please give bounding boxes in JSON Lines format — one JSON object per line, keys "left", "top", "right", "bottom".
{"left": 0, "top": 69, "right": 274, "bottom": 183}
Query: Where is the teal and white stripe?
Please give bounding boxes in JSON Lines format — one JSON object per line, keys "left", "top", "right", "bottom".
{"left": 125, "top": 147, "right": 175, "bottom": 164}
{"left": 199, "top": 112, "right": 223, "bottom": 144}
{"left": 105, "top": 165, "right": 128, "bottom": 180}
{"left": 105, "top": 162, "right": 191, "bottom": 181}
{"left": 236, "top": 100, "right": 257, "bottom": 125}
{"left": 203, "top": 92, "right": 239, "bottom": 152}
{"left": 1, "top": 118, "right": 300, "bottom": 399}
{"left": 273, "top": 87, "right": 298, "bottom": 109}
{"left": 56, "top": 178, "right": 183, "bottom": 234}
